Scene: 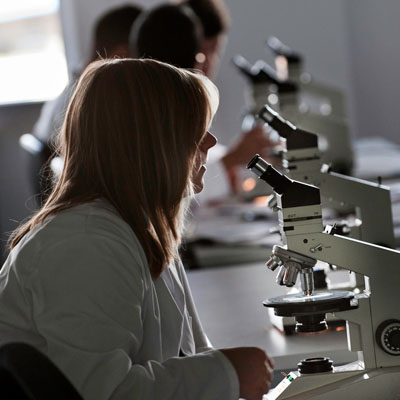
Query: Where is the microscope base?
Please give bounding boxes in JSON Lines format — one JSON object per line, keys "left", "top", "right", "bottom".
{"left": 264, "top": 363, "right": 400, "bottom": 400}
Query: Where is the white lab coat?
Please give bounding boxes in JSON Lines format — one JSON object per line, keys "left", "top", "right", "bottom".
{"left": 0, "top": 200, "right": 239, "bottom": 399}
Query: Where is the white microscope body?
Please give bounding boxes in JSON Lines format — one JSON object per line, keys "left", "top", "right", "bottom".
{"left": 233, "top": 53, "right": 353, "bottom": 174}
{"left": 267, "top": 36, "right": 347, "bottom": 121}
{"left": 259, "top": 105, "right": 395, "bottom": 249}
{"left": 274, "top": 88, "right": 353, "bottom": 175}
{"left": 247, "top": 156, "right": 400, "bottom": 399}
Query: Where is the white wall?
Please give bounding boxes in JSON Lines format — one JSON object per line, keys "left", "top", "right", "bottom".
{"left": 213, "top": 0, "right": 353, "bottom": 145}
{"left": 346, "top": 0, "right": 400, "bottom": 141}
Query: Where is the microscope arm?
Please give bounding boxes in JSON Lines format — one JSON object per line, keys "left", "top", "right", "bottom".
{"left": 286, "top": 232, "right": 399, "bottom": 280}
{"left": 285, "top": 230, "right": 400, "bottom": 368}
{"left": 316, "top": 171, "right": 394, "bottom": 247}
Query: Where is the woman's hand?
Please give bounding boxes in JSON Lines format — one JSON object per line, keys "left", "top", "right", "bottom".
{"left": 221, "top": 125, "right": 274, "bottom": 171}
{"left": 221, "top": 125, "right": 276, "bottom": 193}
{"left": 220, "top": 346, "right": 274, "bottom": 400}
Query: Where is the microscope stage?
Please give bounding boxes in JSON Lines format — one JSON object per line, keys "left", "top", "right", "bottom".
{"left": 263, "top": 290, "right": 357, "bottom": 316}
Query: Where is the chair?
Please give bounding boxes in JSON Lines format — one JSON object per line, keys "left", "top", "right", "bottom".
{"left": 19, "top": 133, "right": 54, "bottom": 205}
{"left": 0, "top": 342, "right": 83, "bottom": 399}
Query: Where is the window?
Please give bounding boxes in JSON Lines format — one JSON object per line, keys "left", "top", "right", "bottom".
{"left": 0, "top": 0, "right": 68, "bottom": 104}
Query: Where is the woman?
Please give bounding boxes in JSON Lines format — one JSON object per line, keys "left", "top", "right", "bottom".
{"left": 0, "top": 59, "right": 272, "bottom": 399}
{"left": 130, "top": 2, "right": 274, "bottom": 200}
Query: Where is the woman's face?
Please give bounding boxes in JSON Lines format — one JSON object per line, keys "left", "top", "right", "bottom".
{"left": 192, "top": 131, "right": 217, "bottom": 193}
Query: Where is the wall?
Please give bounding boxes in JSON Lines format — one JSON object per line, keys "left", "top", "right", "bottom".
{"left": 214, "top": 0, "right": 353, "bottom": 145}
{"left": 345, "top": 0, "right": 400, "bottom": 141}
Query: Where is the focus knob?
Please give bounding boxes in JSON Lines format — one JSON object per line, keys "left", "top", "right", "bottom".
{"left": 376, "top": 319, "right": 400, "bottom": 355}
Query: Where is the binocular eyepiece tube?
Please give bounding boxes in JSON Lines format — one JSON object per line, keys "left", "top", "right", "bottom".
{"left": 247, "top": 154, "right": 292, "bottom": 195}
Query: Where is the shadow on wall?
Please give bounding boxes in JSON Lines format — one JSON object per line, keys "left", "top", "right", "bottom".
{"left": 0, "top": 102, "right": 43, "bottom": 264}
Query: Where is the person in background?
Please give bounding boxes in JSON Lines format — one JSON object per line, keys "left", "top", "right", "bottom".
{"left": 31, "top": 4, "right": 142, "bottom": 201}
{"left": 180, "top": 0, "right": 229, "bottom": 79}
{"left": 183, "top": 0, "right": 276, "bottom": 196}
{"left": 1, "top": 58, "right": 273, "bottom": 400}
{"left": 133, "top": 3, "right": 202, "bottom": 69}
{"left": 131, "top": 2, "right": 274, "bottom": 200}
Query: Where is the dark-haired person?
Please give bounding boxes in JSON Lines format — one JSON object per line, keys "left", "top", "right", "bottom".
{"left": 0, "top": 59, "right": 273, "bottom": 400}
{"left": 181, "top": 0, "right": 230, "bottom": 78}
{"left": 32, "top": 4, "right": 142, "bottom": 201}
{"left": 132, "top": 3, "right": 203, "bottom": 69}
{"left": 130, "top": 2, "right": 273, "bottom": 198}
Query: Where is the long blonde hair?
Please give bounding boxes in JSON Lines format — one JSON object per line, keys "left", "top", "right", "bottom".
{"left": 10, "top": 58, "right": 218, "bottom": 278}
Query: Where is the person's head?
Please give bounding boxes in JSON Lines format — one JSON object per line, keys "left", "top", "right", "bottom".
{"left": 11, "top": 59, "right": 218, "bottom": 278}
{"left": 89, "top": 4, "right": 142, "bottom": 62}
{"left": 182, "top": 0, "right": 230, "bottom": 77}
{"left": 130, "top": 4, "right": 203, "bottom": 69}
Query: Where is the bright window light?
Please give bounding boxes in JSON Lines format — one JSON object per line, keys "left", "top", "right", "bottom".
{"left": 0, "top": 0, "right": 68, "bottom": 104}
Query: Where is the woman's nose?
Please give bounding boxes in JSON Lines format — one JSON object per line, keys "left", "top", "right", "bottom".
{"left": 202, "top": 131, "right": 217, "bottom": 150}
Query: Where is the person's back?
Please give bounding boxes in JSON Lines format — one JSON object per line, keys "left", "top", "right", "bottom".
{"left": 34, "top": 4, "right": 142, "bottom": 146}
{"left": 31, "top": 5, "right": 142, "bottom": 201}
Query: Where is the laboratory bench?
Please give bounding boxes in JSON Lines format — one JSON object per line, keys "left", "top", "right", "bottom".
{"left": 183, "top": 137, "right": 400, "bottom": 391}
{"left": 187, "top": 262, "right": 357, "bottom": 372}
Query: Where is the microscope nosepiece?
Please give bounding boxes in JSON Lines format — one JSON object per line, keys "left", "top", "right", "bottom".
{"left": 265, "top": 254, "right": 282, "bottom": 271}
{"left": 282, "top": 261, "right": 300, "bottom": 287}
{"left": 276, "top": 266, "right": 287, "bottom": 286}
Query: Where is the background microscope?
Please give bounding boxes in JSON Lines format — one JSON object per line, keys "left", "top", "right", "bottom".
{"left": 266, "top": 36, "right": 347, "bottom": 121}
{"left": 233, "top": 47, "right": 353, "bottom": 174}
{"left": 248, "top": 156, "right": 400, "bottom": 399}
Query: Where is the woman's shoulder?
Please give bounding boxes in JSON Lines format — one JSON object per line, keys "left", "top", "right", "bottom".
{"left": 40, "top": 200, "right": 138, "bottom": 244}
{"left": 15, "top": 200, "right": 150, "bottom": 281}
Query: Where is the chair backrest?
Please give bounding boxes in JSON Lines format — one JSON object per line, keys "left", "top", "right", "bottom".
{"left": 19, "top": 133, "right": 54, "bottom": 206}
{"left": 0, "top": 342, "right": 83, "bottom": 400}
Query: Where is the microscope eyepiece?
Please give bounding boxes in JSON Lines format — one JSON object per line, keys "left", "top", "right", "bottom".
{"left": 232, "top": 55, "right": 278, "bottom": 84}
{"left": 246, "top": 154, "right": 262, "bottom": 171}
{"left": 247, "top": 155, "right": 292, "bottom": 195}
{"left": 257, "top": 105, "right": 297, "bottom": 139}
{"left": 258, "top": 105, "right": 319, "bottom": 150}
{"left": 257, "top": 105, "right": 278, "bottom": 124}
{"left": 232, "top": 54, "right": 253, "bottom": 78}
{"left": 266, "top": 36, "right": 302, "bottom": 64}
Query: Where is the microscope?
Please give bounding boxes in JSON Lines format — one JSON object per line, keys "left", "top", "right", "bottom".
{"left": 271, "top": 81, "right": 353, "bottom": 175}
{"left": 258, "top": 104, "right": 395, "bottom": 250}
{"left": 248, "top": 156, "right": 400, "bottom": 399}
{"left": 230, "top": 55, "right": 295, "bottom": 199}
{"left": 233, "top": 54, "right": 353, "bottom": 174}
{"left": 232, "top": 54, "right": 296, "bottom": 131}
{"left": 267, "top": 36, "right": 347, "bottom": 121}
{"left": 257, "top": 105, "right": 394, "bottom": 332}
